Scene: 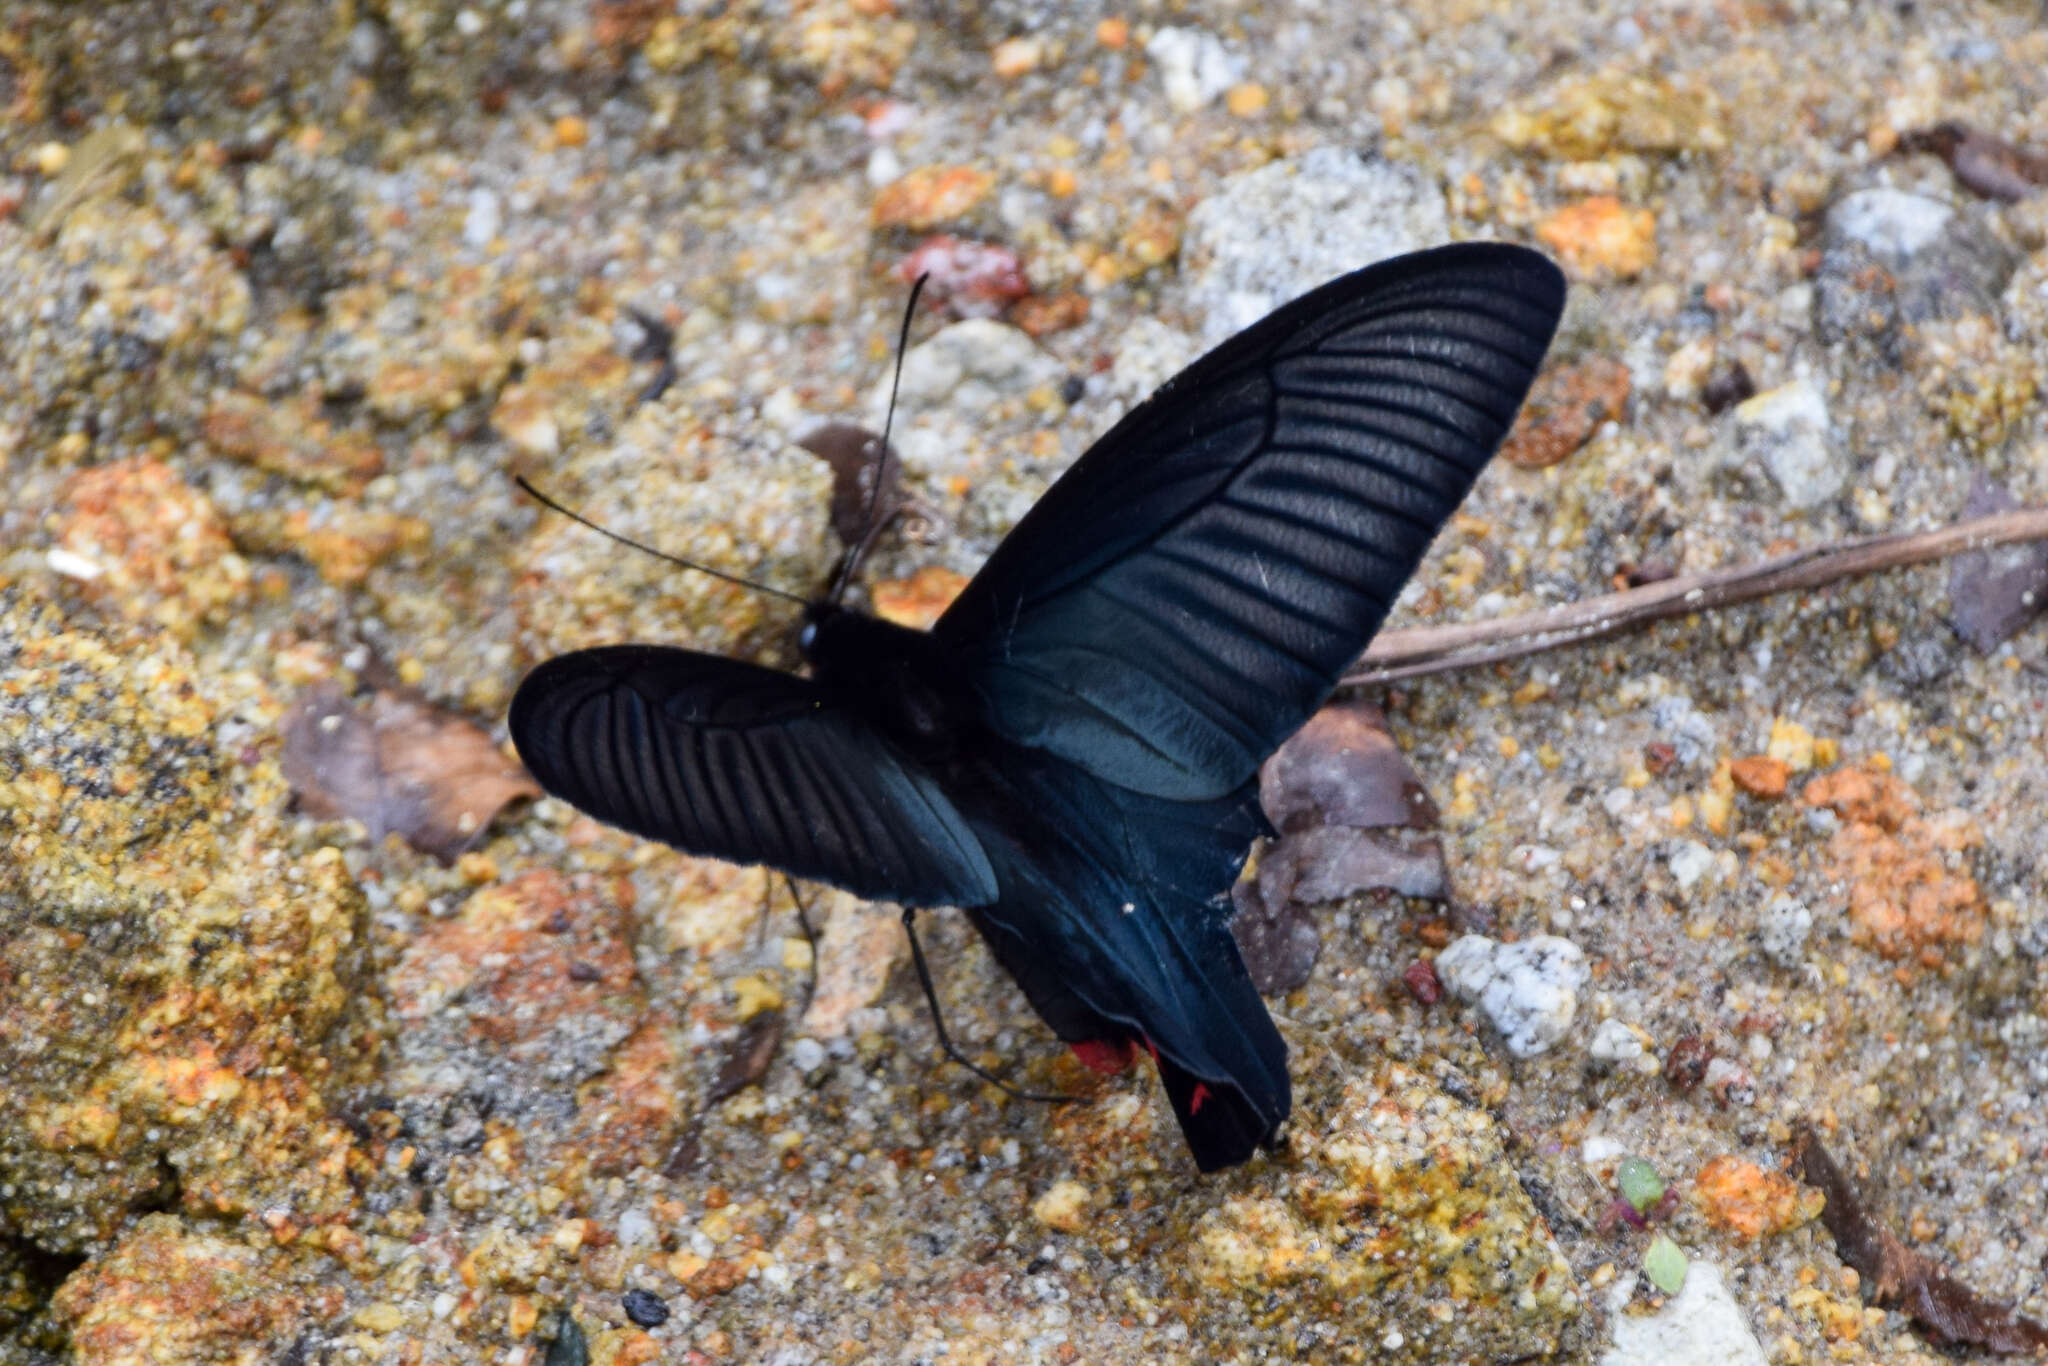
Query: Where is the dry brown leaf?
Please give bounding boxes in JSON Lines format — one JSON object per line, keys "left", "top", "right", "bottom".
{"left": 1260, "top": 700, "right": 1437, "bottom": 834}
{"left": 706, "top": 1011, "right": 785, "bottom": 1105}
{"left": 1499, "top": 355, "right": 1632, "bottom": 469}
{"left": 798, "top": 422, "right": 902, "bottom": 548}
{"left": 1228, "top": 879, "right": 1321, "bottom": 994}
{"left": 1904, "top": 122, "right": 2048, "bottom": 203}
{"left": 1796, "top": 1122, "right": 2048, "bottom": 1354}
{"left": 1948, "top": 477, "right": 2048, "bottom": 653}
{"left": 281, "top": 683, "right": 539, "bottom": 861}
{"left": 1233, "top": 702, "right": 1449, "bottom": 991}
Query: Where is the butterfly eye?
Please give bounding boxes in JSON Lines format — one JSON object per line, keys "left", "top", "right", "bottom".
{"left": 799, "top": 621, "right": 818, "bottom": 652}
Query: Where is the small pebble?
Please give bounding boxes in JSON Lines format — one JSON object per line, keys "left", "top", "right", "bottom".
{"left": 1666, "top": 840, "right": 1715, "bottom": 894}
{"left": 1032, "top": 1179, "right": 1093, "bottom": 1233}
{"left": 1435, "top": 934, "right": 1588, "bottom": 1057}
{"left": 463, "top": 189, "right": 501, "bottom": 249}
{"left": 621, "top": 1288, "right": 670, "bottom": 1328}
{"left": 1756, "top": 894, "right": 1812, "bottom": 968}
{"left": 1719, "top": 380, "right": 1843, "bottom": 510}
{"left": 1146, "top": 26, "right": 1243, "bottom": 114}
{"left": 1589, "top": 1019, "right": 1644, "bottom": 1067}
{"left": 616, "top": 1208, "right": 655, "bottom": 1249}
{"left": 990, "top": 38, "right": 1041, "bottom": 79}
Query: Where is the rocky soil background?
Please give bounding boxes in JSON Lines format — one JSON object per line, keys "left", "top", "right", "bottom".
{"left": 3, "top": 1, "right": 2048, "bottom": 1363}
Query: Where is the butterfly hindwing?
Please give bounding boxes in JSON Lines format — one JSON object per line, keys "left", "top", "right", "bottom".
{"left": 934, "top": 243, "right": 1567, "bottom": 801}
{"left": 957, "top": 747, "right": 1287, "bottom": 1170}
{"left": 509, "top": 646, "right": 998, "bottom": 906}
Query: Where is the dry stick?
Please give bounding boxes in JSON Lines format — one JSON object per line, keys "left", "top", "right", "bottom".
{"left": 1343, "top": 506, "right": 2048, "bottom": 687}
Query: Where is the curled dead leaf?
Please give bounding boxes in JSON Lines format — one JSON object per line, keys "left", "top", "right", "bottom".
{"left": 1902, "top": 122, "right": 2048, "bottom": 203}
{"left": 1948, "top": 477, "right": 2048, "bottom": 653}
{"left": 1260, "top": 700, "right": 1437, "bottom": 834}
{"left": 1232, "top": 701, "right": 1449, "bottom": 991}
{"left": 282, "top": 684, "right": 539, "bottom": 862}
{"left": 1796, "top": 1122, "right": 2048, "bottom": 1353}
{"left": 706, "top": 1011, "right": 785, "bottom": 1105}
{"left": 798, "top": 422, "right": 902, "bottom": 548}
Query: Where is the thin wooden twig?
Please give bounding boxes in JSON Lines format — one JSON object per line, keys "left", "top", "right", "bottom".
{"left": 1343, "top": 507, "right": 2048, "bottom": 687}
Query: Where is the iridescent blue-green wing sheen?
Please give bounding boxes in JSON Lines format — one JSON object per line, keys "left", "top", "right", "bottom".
{"left": 956, "top": 748, "right": 1284, "bottom": 1171}
{"left": 933, "top": 243, "right": 1566, "bottom": 801}
{"left": 509, "top": 646, "right": 998, "bottom": 906}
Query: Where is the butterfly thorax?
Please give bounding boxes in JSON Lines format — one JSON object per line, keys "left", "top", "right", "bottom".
{"left": 799, "top": 603, "right": 975, "bottom": 762}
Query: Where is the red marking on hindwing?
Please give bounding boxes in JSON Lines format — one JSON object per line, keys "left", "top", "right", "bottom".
{"left": 1188, "top": 1082, "right": 1211, "bottom": 1116}
{"left": 1070, "top": 1038, "right": 1137, "bottom": 1075}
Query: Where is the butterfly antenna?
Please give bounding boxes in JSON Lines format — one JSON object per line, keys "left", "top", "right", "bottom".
{"left": 901, "top": 908, "right": 1076, "bottom": 1105}
{"left": 828, "top": 273, "right": 928, "bottom": 605}
{"left": 515, "top": 475, "right": 809, "bottom": 607}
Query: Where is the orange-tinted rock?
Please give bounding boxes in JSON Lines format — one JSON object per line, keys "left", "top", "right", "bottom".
{"left": 489, "top": 332, "right": 635, "bottom": 461}
{"left": 1694, "top": 1155, "right": 1820, "bottom": 1238}
{"left": 1729, "top": 755, "right": 1791, "bottom": 798}
{"left": 201, "top": 390, "right": 383, "bottom": 493}
{"left": 1805, "top": 765, "right": 1985, "bottom": 966}
{"left": 1011, "top": 290, "right": 1091, "bottom": 337}
{"left": 53, "top": 458, "right": 250, "bottom": 642}
{"left": 1, "top": 589, "right": 370, "bottom": 1252}
{"left": 871, "top": 565, "right": 969, "bottom": 629}
{"left": 1804, "top": 766, "right": 1916, "bottom": 829}
{"left": 386, "top": 869, "right": 641, "bottom": 1065}
{"left": 52, "top": 1216, "right": 326, "bottom": 1366}
{"left": 1536, "top": 196, "right": 1658, "bottom": 279}
{"left": 1499, "top": 356, "right": 1632, "bottom": 469}
{"left": 873, "top": 166, "right": 994, "bottom": 230}
{"left": 572, "top": 1012, "right": 689, "bottom": 1174}
{"left": 233, "top": 506, "right": 430, "bottom": 586}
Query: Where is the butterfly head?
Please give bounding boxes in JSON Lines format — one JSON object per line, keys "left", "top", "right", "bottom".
{"left": 797, "top": 600, "right": 845, "bottom": 662}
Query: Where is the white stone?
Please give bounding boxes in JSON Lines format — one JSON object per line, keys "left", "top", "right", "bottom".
{"left": 616, "top": 1207, "right": 656, "bottom": 1248}
{"left": 865, "top": 144, "right": 902, "bottom": 188}
{"left": 1667, "top": 840, "right": 1715, "bottom": 894}
{"left": 1724, "top": 379, "right": 1843, "bottom": 510}
{"left": 1756, "top": 893, "right": 1812, "bottom": 968}
{"left": 1589, "top": 1019, "right": 1645, "bottom": 1067}
{"left": 1663, "top": 336, "right": 1716, "bottom": 401}
{"left": 45, "top": 546, "right": 104, "bottom": 581}
{"left": 462, "top": 188, "right": 501, "bottom": 249}
{"left": 1435, "top": 934, "right": 1588, "bottom": 1058}
{"left": 789, "top": 1036, "right": 827, "bottom": 1072}
{"left": 1146, "top": 27, "right": 1243, "bottom": 114}
{"left": 1581, "top": 1134, "right": 1628, "bottom": 1167}
{"left": 1828, "top": 188, "right": 1954, "bottom": 257}
{"left": 886, "top": 319, "right": 1060, "bottom": 415}
{"left": 1703, "top": 1057, "right": 1756, "bottom": 1106}
{"left": 1599, "top": 1262, "right": 1768, "bottom": 1366}
{"left": 1181, "top": 148, "right": 1449, "bottom": 345}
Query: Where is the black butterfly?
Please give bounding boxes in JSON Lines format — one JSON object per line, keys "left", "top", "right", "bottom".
{"left": 510, "top": 243, "right": 1566, "bottom": 1170}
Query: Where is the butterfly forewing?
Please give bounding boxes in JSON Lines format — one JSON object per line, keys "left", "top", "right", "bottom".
{"left": 510, "top": 646, "right": 998, "bottom": 906}
{"left": 935, "top": 243, "right": 1567, "bottom": 801}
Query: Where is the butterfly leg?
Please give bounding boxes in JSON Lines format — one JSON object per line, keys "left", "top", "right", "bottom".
{"left": 781, "top": 873, "right": 820, "bottom": 1012}
{"left": 899, "top": 907, "right": 1075, "bottom": 1105}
